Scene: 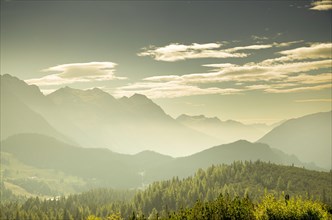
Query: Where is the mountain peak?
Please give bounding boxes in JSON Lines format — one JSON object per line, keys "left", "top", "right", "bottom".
{"left": 232, "top": 139, "right": 252, "bottom": 145}
{"left": 53, "top": 86, "right": 78, "bottom": 94}
{"left": 130, "top": 93, "right": 151, "bottom": 101}
{"left": 224, "top": 120, "right": 244, "bottom": 126}
{"left": 1, "top": 74, "right": 46, "bottom": 104}
{"left": 48, "top": 86, "right": 116, "bottom": 104}
{"left": 177, "top": 114, "right": 222, "bottom": 124}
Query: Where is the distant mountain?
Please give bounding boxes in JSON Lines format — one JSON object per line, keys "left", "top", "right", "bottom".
{"left": 1, "top": 133, "right": 313, "bottom": 193}
{"left": 1, "top": 133, "right": 142, "bottom": 188}
{"left": 0, "top": 74, "right": 49, "bottom": 108}
{"left": 0, "top": 75, "right": 72, "bottom": 144}
{"left": 1, "top": 74, "right": 219, "bottom": 155}
{"left": 149, "top": 139, "right": 315, "bottom": 181}
{"left": 258, "top": 111, "right": 332, "bottom": 170}
{"left": 176, "top": 114, "right": 272, "bottom": 143}
{"left": 45, "top": 84, "right": 219, "bottom": 155}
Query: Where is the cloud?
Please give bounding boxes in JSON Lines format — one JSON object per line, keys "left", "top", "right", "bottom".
{"left": 251, "top": 35, "right": 268, "bottom": 41}
{"left": 262, "top": 43, "right": 332, "bottom": 64}
{"left": 173, "top": 60, "right": 330, "bottom": 84}
{"left": 115, "top": 60, "right": 331, "bottom": 98}
{"left": 310, "top": 0, "right": 332, "bottom": 10}
{"left": 138, "top": 43, "right": 246, "bottom": 61}
{"left": 285, "top": 73, "right": 332, "bottom": 84}
{"left": 265, "top": 84, "right": 332, "bottom": 93}
{"left": 26, "top": 62, "right": 125, "bottom": 86}
{"left": 137, "top": 42, "right": 295, "bottom": 62}
{"left": 279, "top": 43, "right": 332, "bottom": 59}
{"left": 295, "top": 99, "right": 332, "bottom": 103}
{"left": 117, "top": 42, "right": 331, "bottom": 98}
{"left": 225, "top": 44, "right": 273, "bottom": 52}
{"left": 113, "top": 81, "right": 242, "bottom": 99}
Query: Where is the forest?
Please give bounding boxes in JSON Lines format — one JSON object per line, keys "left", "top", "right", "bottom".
{"left": 1, "top": 161, "right": 331, "bottom": 219}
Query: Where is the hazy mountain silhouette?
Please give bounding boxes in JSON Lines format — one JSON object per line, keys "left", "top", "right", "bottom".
{"left": 46, "top": 87, "right": 220, "bottom": 155}
{"left": 0, "top": 75, "right": 72, "bottom": 144}
{"left": 1, "top": 74, "right": 49, "bottom": 108}
{"left": 1, "top": 133, "right": 144, "bottom": 188}
{"left": 176, "top": 114, "right": 273, "bottom": 143}
{"left": 1, "top": 133, "right": 314, "bottom": 191}
{"left": 1, "top": 74, "right": 219, "bottom": 156}
{"left": 258, "top": 111, "right": 332, "bottom": 170}
{"left": 149, "top": 139, "right": 317, "bottom": 181}
{"left": 1, "top": 74, "right": 328, "bottom": 172}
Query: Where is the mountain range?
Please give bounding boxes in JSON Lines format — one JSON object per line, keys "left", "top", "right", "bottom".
{"left": 1, "top": 74, "right": 220, "bottom": 156}
{"left": 176, "top": 114, "right": 274, "bottom": 143}
{"left": 1, "top": 133, "right": 313, "bottom": 194}
{"left": 0, "top": 73, "right": 331, "bottom": 197}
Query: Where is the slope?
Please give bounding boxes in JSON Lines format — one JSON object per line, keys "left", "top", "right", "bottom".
{"left": 258, "top": 111, "right": 332, "bottom": 170}
{"left": 1, "top": 133, "right": 312, "bottom": 195}
{"left": 1, "top": 134, "right": 176, "bottom": 189}
{"left": 0, "top": 134, "right": 141, "bottom": 188}
{"left": 145, "top": 140, "right": 313, "bottom": 182}
{"left": 46, "top": 87, "right": 219, "bottom": 155}
{"left": 0, "top": 89, "right": 70, "bottom": 143}
{"left": 176, "top": 114, "right": 272, "bottom": 143}
{"left": 0, "top": 74, "right": 77, "bottom": 144}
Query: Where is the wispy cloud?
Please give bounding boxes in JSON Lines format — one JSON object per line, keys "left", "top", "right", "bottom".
{"left": 251, "top": 35, "right": 268, "bottom": 41}
{"left": 26, "top": 62, "right": 125, "bottom": 86}
{"left": 117, "top": 42, "right": 332, "bottom": 98}
{"left": 310, "top": 0, "right": 332, "bottom": 10}
{"left": 137, "top": 42, "right": 295, "bottom": 62}
{"left": 145, "top": 60, "right": 330, "bottom": 84}
{"left": 295, "top": 99, "right": 332, "bottom": 103}
{"left": 262, "top": 43, "right": 332, "bottom": 64}
{"left": 265, "top": 84, "right": 332, "bottom": 93}
{"left": 137, "top": 43, "right": 246, "bottom": 61}
{"left": 113, "top": 81, "right": 242, "bottom": 99}
{"left": 137, "top": 41, "right": 299, "bottom": 62}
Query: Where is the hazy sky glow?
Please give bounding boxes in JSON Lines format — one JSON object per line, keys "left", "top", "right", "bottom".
{"left": 1, "top": 0, "right": 331, "bottom": 124}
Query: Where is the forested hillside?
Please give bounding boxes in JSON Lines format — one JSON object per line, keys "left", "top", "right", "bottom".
{"left": 1, "top": 133, "right": 317, "bottom": 198}
{"left": 133, "top": 160, "right": 331, "bottom": 214}
{"left": 1, "top": 161, "right": 331, "bottom": 219}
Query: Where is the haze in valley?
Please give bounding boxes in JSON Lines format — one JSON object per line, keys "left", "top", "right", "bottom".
{"left": 0, "top": 0, "right": 331, "bottom": 200}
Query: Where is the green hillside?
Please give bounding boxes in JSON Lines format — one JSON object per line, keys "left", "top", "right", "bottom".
{"left": 1, "top": 161, "right": 331, "bottom": 219}
{"left": 1, "top": 133, "right": 315, "bottom": 196}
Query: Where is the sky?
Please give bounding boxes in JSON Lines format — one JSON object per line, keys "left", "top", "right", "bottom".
{"left": 1, "top": 0, "right": 331, "bottom": 124}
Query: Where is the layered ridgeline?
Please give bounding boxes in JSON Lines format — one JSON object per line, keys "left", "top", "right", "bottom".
{"left": 0, "top": 76, "right": 72, "bottom": 144}
{"left": 2, "top": 74, "right": 330, "bottom": 163}
{"left": 0, "top": 74, "right": 218, "bottom": 156}
{"left": 176, "top": 114, "right": 274, "bottom": 143}
{"left": 258, "top": 111, "right": 332, "bottom": 170}
{"left": 1, "top": 161, "right": 331, "bottom": 219}
{"left": 1, "top": 133, "right": 317, "bottom": 197}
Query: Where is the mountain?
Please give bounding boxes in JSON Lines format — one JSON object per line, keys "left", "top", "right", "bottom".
{"left": 1, "top": 74, "right": 219, "bottom": 155}
{"left": 148, "top": 139, "right": 314, "bottom": 181}
{"left": 45, "top": 85, "right": 219, "bottom": 156}
{"left": 258, "top": 111, "right": 332, "bottom": 170}
{"left": 136, "top": 161, "right": 331, "bottom": 215}
{"left": 1, "top": 133, "right": 142, "bottom": 189}
{"left": 176, "top": 114, "right": 273, "bottom": 143}
{"left": 0, "top": 74, "right": 49, "bottom": 108}
{"left": 1, "top": 133, "right": 312, "bottom": 195}
{"left": 0, "top": 75, "right": 72, "bottom": 144}
{"left": 2, "top": 161, "right": 331, "bottom": 218}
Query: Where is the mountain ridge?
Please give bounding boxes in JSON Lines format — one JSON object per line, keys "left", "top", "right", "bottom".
{"left": 176, "top": 114, "right": 273, "bottom": 143}
{"left": 258, "top": 111, "right": 332, "bottom": 170}
{"left": 1, "top": 133, "right": 319, "bottom": 193}
{"left": 1, "top": 74, "right": 220, "bottom": 155}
